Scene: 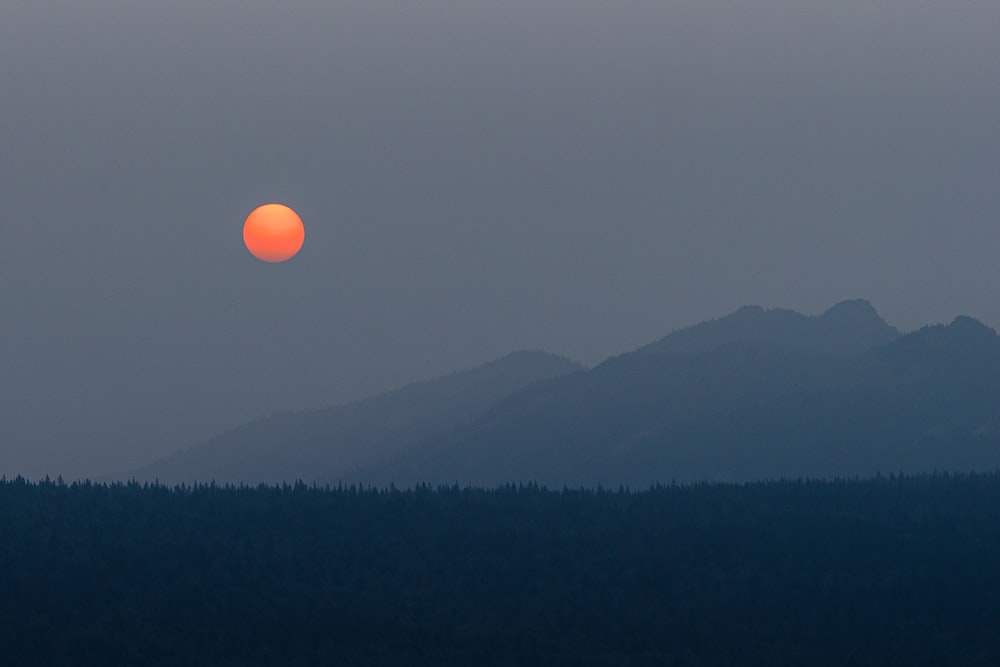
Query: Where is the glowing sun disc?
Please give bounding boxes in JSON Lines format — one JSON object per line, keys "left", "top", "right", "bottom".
{"left": 243, "top": 203, "right": 305, "bottom": 263}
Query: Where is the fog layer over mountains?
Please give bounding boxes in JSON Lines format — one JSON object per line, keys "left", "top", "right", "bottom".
{"left": 132, "top": 300, "right": 1000, "bottom": 486}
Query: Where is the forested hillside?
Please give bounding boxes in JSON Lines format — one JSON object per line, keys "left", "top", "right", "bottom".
{"left": 4, "top": 475, "right": 1000, "bottom": 665}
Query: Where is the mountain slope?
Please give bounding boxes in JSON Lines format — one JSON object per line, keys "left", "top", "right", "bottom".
{"left": 133, "top": 351, "right": 582, "bottom": 484}
{"left": 637, "top": 298, "right": 899, "bottom": 357}
{"left": 358, "top": 306, "right": 1000, "bottom": 486}
{"left": 136, "top": 300, "right": 1000, "bottom": 487}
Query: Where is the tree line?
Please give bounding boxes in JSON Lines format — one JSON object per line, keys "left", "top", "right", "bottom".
{"left": 2, "top": 474, "right": 1000, "bottom": 665}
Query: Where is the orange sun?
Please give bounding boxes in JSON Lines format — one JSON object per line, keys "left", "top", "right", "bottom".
{"left": 243, "top": 203, "right": 305, "bottom": 263}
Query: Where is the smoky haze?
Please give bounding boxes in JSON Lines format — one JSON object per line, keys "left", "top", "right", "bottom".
{"left": 1, "top": 0, "right": 999, "bottom": 478}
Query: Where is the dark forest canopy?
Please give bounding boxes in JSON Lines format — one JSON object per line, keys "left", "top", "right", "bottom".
{"left": 4, "top": 474, "right": 1000, "bottom": 665}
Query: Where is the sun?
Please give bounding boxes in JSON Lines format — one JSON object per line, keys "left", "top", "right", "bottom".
{"left": 243, "top": 203, "right": 305, "bottom": 263}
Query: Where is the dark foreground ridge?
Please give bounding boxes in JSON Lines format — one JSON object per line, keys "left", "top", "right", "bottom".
{"left": 5, "top": 475, "right": 1000, "bottom": 665}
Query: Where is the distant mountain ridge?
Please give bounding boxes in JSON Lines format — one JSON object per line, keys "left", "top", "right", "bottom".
{"left": 360, "top": 311, "right": 1000, "bottom": 486}
{"left": 133, "top": 300, "right": 1000, "bottom": 486}
{"left": 134, "top": 351, "right": 582, "bottom": 485}
{"left": 636, "top": 298, "right": 899, "bottom": 357}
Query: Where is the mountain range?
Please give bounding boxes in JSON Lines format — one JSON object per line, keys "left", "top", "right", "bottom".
{"left": 133, "top": 300, "right": 1000, "bottom": 486}
{"left": 134, "top": 350, "right": 582, "bottom": 485}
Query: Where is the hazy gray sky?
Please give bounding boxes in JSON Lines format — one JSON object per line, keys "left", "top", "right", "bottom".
{"left": 2, "top": 0, "right": 999, "bottom": 478}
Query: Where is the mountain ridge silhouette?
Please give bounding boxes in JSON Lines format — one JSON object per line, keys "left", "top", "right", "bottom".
{"left": 131, "top": 300, "right": 1000, "bottom": 486}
